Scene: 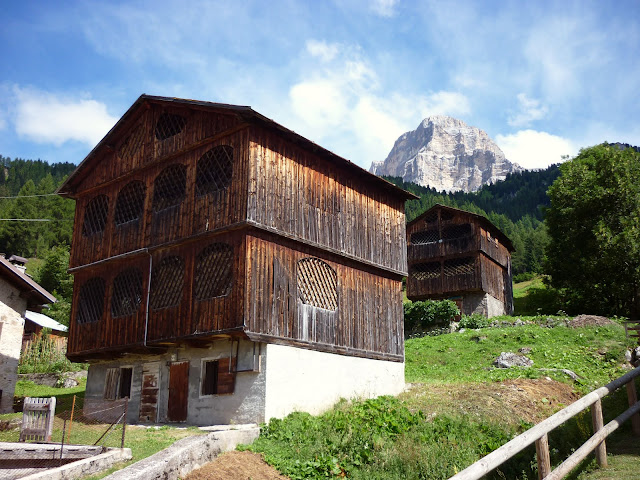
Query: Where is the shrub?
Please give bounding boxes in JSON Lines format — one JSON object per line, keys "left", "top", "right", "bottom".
{"left": 404, "top": 300, "right": 459, "bottom": 332}
{"left": 459, "top": 314, "right": 490, "bottom": 329}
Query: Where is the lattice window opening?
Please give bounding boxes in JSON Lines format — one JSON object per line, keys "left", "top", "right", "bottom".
{"left": 442, "top": 223, "right": 472, "bottom": 241}
{"left": 297, "top": 258, "right": 338, "bottom": 311}
{"left": 411, "top": 229, "right": 440, "bottom": 245}
{"left": 77, "top": 277, "right": 106, "bottom": 325}
{"left": 194, "top": 243, "right": 233, "bottom": 301}
{"left": 410, "top": 262, "right": 441, "bottom": 281}
{"left": 82, "top": 195, "right": 109, "bottom": 237}
{"left": 114, "top": 181, "right": 146, "bottom": 226}
{"left": 119, "top": 124, "right": 145, "bottom": 159}
{"left": 152, "top": 164, "right": 187, "bottom": 212}
{"left": 443, "top": 257, "right": 476, "bottom": 276}
{"left": 111, "top": 268, "right": 144, "bottom": 318}
{"left": 155, "top": 113, "right": 186, "bottom": 141}
{"left": 150, "top": 256, "right": 185, "bottom": 310}
{"left": 195, "top": 146, "right": 234, "bottom": 197}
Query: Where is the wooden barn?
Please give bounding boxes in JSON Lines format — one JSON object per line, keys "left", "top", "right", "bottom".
{"left": 58, "top": 95, "right": 416, "bottom": 425}
{"left": 406, "top": 204, "right": 514, "bottom": 317}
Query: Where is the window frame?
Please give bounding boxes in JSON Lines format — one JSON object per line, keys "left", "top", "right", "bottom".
{"left": 104, "top": 366, "right": 133, "bottom": 400}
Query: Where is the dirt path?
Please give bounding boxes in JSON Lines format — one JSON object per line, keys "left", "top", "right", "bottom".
{"left": 183, "top": 450, "right": 288, "bottom": 480}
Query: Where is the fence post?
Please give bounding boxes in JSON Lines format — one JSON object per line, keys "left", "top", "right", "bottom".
{"left": 121, "top": 397, "right": 128, "bottom": 449}
{"left": 535, "top": 433, "right": 551, "bottom": 479}
{"left": 626, "top": 378, "right": 640, "bottom": 436}
{"left": 590, "top": 398, "right": 607, "bottom": 467}
{"left": 60, "top": 418, "right": 67, "bottom": 466}
{"left": 67, "top": 395, "right": 76, "bottom": 444}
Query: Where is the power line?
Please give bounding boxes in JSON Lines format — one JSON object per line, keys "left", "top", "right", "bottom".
{"left": 0, "top": 193, "right": 62, "bottom": 199}
{"left": 0, "top": 218, "right": 73, "bottom": 222}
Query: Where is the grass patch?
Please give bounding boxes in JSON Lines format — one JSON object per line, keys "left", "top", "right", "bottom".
{"left": 405, "top": 324, "right": 632, "bottom": 391}
{"left": 246, "top": 396, "right": 527, "bottom": 480}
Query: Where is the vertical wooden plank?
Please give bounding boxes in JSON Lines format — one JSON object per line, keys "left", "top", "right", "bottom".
{"left": 591, "top": 398, "right": 608, "bottom": 467}
{"left": 627, "top": 379, "right": 640, "bottom": 436}
{"left": 535, "top": 433, "right": 552, "bottom": 479}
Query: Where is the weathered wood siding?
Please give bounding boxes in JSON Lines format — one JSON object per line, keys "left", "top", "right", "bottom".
{"left": 244, "top": 231, "right": 404, "bottom": 361}
{"left": 70, "top": 128, "right": 249, "bottom": 268}
{"left": 73, "top": 104, "right": 244, "bottom": 194}
{"left": 67, "top": 232, "right": 245, "bottom": 360}
{"left": 247, "top": 126, "right": 407, "bottom": 275}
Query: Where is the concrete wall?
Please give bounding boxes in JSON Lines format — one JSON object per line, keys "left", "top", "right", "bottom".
{"left": 0, "top": 278, "right": 27, "bottom": 413}
{"left": 263, "top": 343, "right": 405, "bottom": 421}
{"left": 462, "top": 291, "right": 506, "bottom": 318}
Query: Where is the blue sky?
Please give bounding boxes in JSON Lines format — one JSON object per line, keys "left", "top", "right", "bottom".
{"left": 1, "top": 0, "right": 639, "bottom": 171}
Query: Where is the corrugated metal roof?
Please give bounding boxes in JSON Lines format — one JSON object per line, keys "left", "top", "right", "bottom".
{"left": 25, "top": 310, "right": 67, "bottom": 332}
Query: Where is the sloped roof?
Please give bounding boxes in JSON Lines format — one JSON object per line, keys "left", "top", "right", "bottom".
{"left": 25, "top": 310, "right": 67, "bottom": 332}
{"left": 407, "top": 204, "right": 515, "bottom": 252}
{"left": 0, "top": 257, "right": 56, "bottom": 306}
{"left": 58, "top": 94, "right": 417, "bottom": 201}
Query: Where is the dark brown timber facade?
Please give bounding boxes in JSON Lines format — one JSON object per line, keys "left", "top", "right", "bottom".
{"left": 59, "top": 95, "right": 415, "bottom": 424}
{"left": 406, "top": 204, "right": 514, "bottom": 317}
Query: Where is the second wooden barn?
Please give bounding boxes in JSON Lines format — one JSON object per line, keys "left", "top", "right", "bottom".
{"left": 406, "top": 204, "right": 514, "bottom": 317}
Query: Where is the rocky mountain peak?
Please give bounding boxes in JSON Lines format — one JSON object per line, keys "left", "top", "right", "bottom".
{"left": 371, "top": 116, "right": 521, "bottom": 193}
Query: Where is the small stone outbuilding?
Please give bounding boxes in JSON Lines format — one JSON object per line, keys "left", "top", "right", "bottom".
{"left": 0, "top": 256, "right": 56, "bottom": 413}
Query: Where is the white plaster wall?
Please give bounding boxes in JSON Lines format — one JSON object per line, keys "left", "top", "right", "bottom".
{"left": 485, "top": 293, "right": 506, "bottom": 318}
{"left": 0, "top": 279, "right": 27, "bottom": 413}
{"left": 263, "top": 343, "right": 405, "bottom": 421}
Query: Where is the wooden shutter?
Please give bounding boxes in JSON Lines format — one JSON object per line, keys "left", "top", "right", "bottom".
{"left": 104, "top": 368, "right": 119, "bottom": 400}
{"left": 216, "top": 357, "right": 236, "bottom": 395}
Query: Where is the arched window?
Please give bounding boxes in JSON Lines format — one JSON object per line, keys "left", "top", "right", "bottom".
{"left": 77, "top": 277, "right": 106, "bottom": 324}
{"left": 194, "top": 243, "right": 233, "bottom": 300}
{"left": 111, "top": 268, "right": 143, "bottom": 318}
{"left": 195, "top": 146, "right": 233, "bottom": 196}
{"left": 155, "top": 113, "right": 186, "bottom": 140}
{"left": 82, "top": 195, "right": 109, "bottom": 237}
{"left": 150, "top": 256, "right": 184, "bottom": 310}
{"left": 152, "top": 164, "right": 187, "bottom": 212}
{"left": 297, "top": 258, "right": 338, "bottom": 311}
{"left": 114, "top": 181, "right": 146, "bottom": 226}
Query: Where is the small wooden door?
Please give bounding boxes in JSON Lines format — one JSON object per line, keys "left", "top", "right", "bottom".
{"left": 167, "top": 361, "right": 189, "bottom": 422}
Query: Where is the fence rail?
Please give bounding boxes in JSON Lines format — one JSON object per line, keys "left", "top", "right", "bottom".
{"left": 448, "top": 365, "right": 640, "bottom": 480}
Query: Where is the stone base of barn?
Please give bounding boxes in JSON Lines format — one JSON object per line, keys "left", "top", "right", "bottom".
{"left": 82, "top": 339, "right": 405, "bottom": 426}
{"left": 460, "top": 291, "right": 508, "bottom": 317}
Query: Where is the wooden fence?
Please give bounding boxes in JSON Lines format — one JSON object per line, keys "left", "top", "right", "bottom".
{"left": 623, "top": 320, "right": 640, "bottom": 340}
{"left": 448, "top": 365, "right": 640, "bottom": 480}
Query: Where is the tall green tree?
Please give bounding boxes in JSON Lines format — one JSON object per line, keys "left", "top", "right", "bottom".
{"left": 545, "top": 144, "right": 640, "bottom": 317}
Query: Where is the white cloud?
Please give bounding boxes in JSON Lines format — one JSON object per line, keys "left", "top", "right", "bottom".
{"left": 306, "top": 40, "right": 340, "bottom": 62}
{"left": 13, "top": 87, "right": 118, "bottom": 146}
{"left": 370, "top": 0, "right": 399, "bottom": 17}
{"left": 508, "top": 93, "right": 548, "bottom": 127}
{"left": 288, "top": 44, "right": 471, "bottom": 166}
{"left": 496, "top": 130, "right": 576, "bottom": 170}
